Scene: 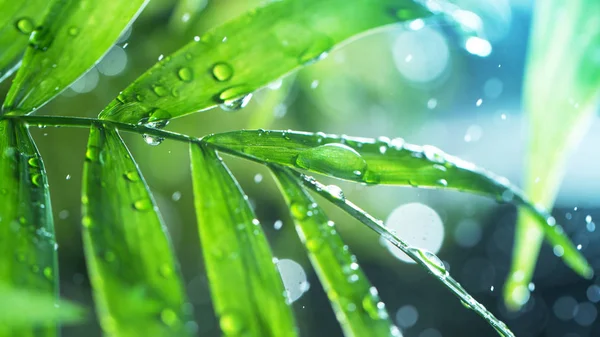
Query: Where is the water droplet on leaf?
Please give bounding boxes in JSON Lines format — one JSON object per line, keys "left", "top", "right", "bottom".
{"left": 15, "top": 18, "right": 34, "bottom": 34}
{"left": 177, "top": 67, "right": 193, "bottom": 82}
{"left": 212, "top": 62, "right": 233, "bottom": 81}
{"left": 295, "top": 143, "right": 367, "bottom": 180}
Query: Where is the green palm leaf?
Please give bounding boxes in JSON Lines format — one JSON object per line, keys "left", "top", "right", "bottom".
{"left": 189, "top": 143, "right": 297, "bottom": 337}
{"left": 82, "top": 123, "right": 192, "bottom": 336}
{"left": 0, "top": 119, "right": 58, "bottom": 337}
{"left": 271, "top": 165, "right": 399, "bottom": 337}
{"left": 98, "top": 0, "right": 429, "bottom": 124}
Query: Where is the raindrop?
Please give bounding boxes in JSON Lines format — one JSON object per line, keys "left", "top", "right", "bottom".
{"left": 43, "top": 267, "right": 53, "bottom": 280}
{"left": 28, "top": 157, "right": 40, "bottom": 168}
{"left": 142, "top": 134, "right": 164, "bottom": 146}
{"left": 152, "top": 85, "right": 169, "bottom": 97}
{"left": 528, "top": 282, "right": 535, "bottom": 291}
{"left": 324, "top": 184, "right": 344, "bottom": 201}
{"left": 254, "top": 174, "right": 263, "bottom": 184}
{"left": 212, "top": 62, "right": 233, "bottom": 81}
{"left": 273, "top": 220, "right": 283, "bottom": 230}
{"left": 410, "top": 248, "right": 448, "bottom": 278}
{"left": 218, "top": 87, "right": 253, "bottom": 111}
{"left": 295, "top": 143, "right": 367, "bottom": 180}
{"left": 553, "top": 245, "right": 564, "bottom": 257}
{"left": 133, "top": 199, "right": 153, "bottom": 211}
{"left": 177, "top": 67, "right": 193, "bottom": 82}
{"left": 124, "top": 171, "right": 139, "bottom": 182}
{"left": 510, "top": 285, "right": 530, "bottom": 306}
{"left": 172, "top": 191, "right": 182, "bottom": 201}
{"left": 31, "top": 174, "right": 43, "bottom": 187}
{"left": 15, "top": 18, "right": 34, "bottom": 35}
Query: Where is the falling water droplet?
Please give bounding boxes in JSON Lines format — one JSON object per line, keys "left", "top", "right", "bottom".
{"left": 324, "top": 184, "right": 345, "bottom": 201}
{"left": 212, "top": 62, "right": 233, "bottom": 81}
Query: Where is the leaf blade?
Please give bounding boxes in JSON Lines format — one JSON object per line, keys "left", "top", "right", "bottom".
{"left": 205, "top": 130, "right": 592, "bottom": 279}
{"left": 0, "top": 0, "right": 49, "bottom": 82}
{"left": 99, "top": 0, "right": 429, "bottom": 123}
{"left": 0, "top": 120, "right": 58, "bottom": 337}
{"left": 506, "top": 0, "right": 600, "bottom": 310}
{"left": 270, "top": 165, "right": 398, "bottom": 337}
{"left": 189, "top": 142, "right": 297, "bottom": 337}
{"left": 82, "top": 124, "right": 192, "bottom": 336}
{"left": 2, "top": 0, "right": 148, "bottom": 114}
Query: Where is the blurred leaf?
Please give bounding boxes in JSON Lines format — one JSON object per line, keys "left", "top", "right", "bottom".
{"left": 0, "top": 284, "right": 86, "bottom": 327}
{"left": 506, "top": 0, "right": 600, "bottom": 310}
{"left": 271, "top": 165, "right": 398, "bottom": 337}
{"left": 99, "top": 0, "right": 430, "bottom": 124}
{"left": 247, "top": 75, "right": 296, "bottom": 129}
{"left": 0, "top": 119, "right": 58, "bottom": 336}
{"left": 205, "top": 130, "right": 592, "bottom": 278}
{"left": 0, "top": 0, "right": 49, "bottom": 83}
{"left": 82, "top": 124, "right": 192, "bottom": 336}
{"left": 189, "top": 143, "right": 297, "bottom": 337}
{"left": 293, "top": 171, "right": 514, "bottom": 337}
{"left": 2, "top": 0, "right": 148, "bottom": 115}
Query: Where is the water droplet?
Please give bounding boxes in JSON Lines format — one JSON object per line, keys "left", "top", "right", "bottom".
{"left": 218, "top": 86, "right": 252, "bottom": 111}
{"left": 437, "top": 179, "right": 448, "bottom": 187}
{"left": 177, "top": 67, "right": 193, "bottom": 82}
{"left": 161, "top": 308, "right": 179, "bottom": 326}
{"left": 15, "top": 18, "right": 34, "bottom": 34}
{"left": 30, "top": 26, "right": 53, "bottom": 51}
{"left": 306, "top": 238, "right": 323, "bottom": 252}
{"left": 362, "top": 287, "right": 387, "bottom": 320}
{"left": 274, "top": 220, "right": 283, "bottom": 230}
{"left": 31, "top": 174, "right": 42, "bottom": 187}
{"left": 324, "top": 184, "right": 345, "bottom": 201}
{"left": 219, "top": 311, "right": 244, "bottom": 335}
{"left": 68, "top": 26, "right": 79, "bottom": 36}
{"left": 147, "top": 109, "right": 171, "bottom": 126}
{"left": 43, "top": 267, "right": 53, "bottom": 280}
{"left": 291, "top": 203, "right": 308, "bottom": 220}
{"left": 295, "top": 143, "right": 367, "bottom": 180}
{"left": 152, "top": 85, "right": 168, "bottom": 97}
{"left": 212, "top": 62, "right": 233, "bottom": 81}
{"left": 422, "top": 145, "right": 445, "bottom": 164}
{"left": 133, "top": 199, "right": 153, "bottom": 211}
{"left": 124, "top": 171, "right": 139, "bottom": 182}
{"left": 28, "top": 157, "right": 40, "bottom": 168}
{"left": 379, "top": 145, "right": 387, "bottom": 154}
{"left": 142, "top": 134, "right": 164, "bottom": 146}
{"left": 298, "top": 37, "right": 332, "bottom": 65}
{"left": 254, "top": 174, "right": 263, "bottom": 184}
{"left": 410, "top": 247, "right": 448, "bottom": 278}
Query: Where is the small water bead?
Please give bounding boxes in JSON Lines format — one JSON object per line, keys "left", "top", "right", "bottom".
{"left": 291, "top": 202, "right": 308, "bottom": 220}
{"left": 68, "top": 26, "right": 80, "bottom": 36}
{"left": 422, "top": 145, "right": 445, "bottom": 164}
{"left": 142, "top": 134, "right": 164, "bottom": 146}
{"left": 16, "top": 18, "right": 35, "bottom": 34}
{"left": 219, "top": 312, "right": 245, "bottom": 335}
{"left": 362, "top": 287, "right": 388, "bottom": 320}
{"left": 124, "top": 171, "right": 140, "bottom": 182}
{"left": 30, "top": 26, "right": 53, "bottom": 51}
{"left": 28, "top": 157, "right": 40, "bottom": 168}
{"left": 410, "top": 248, "right": 447, "bottom": 278}
{"left": 218, "top": 87, "right": 253, "bottom": 111}
{"left": 31, "top": 174, "right": 43, "bottom": 187}
{"left": 152, "top": 85, "right": 169, "bottom": 97}
{"left": 324, "top": 184, "right": 345, "bottom": 200}
{"left": 161, "top": 308, "right": 179, "bottom": 327}
{"left": 133, "top": 199, "right": 153, "bottom": 211}
{"left": 212, "top": 62, "right": 233, "bottom": 81}
{"left": 177, "top": 67, "right": 193, "bottom": 82}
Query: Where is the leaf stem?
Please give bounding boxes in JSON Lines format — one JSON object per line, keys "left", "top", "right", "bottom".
{"left": 0, "top": 115, "right": 200, "bottom": 144}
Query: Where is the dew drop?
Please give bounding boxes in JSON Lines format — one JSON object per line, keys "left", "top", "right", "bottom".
{"left": 295, "top": 143, "right": 367, "bottom": 180}
{"left": 30, "top": 26, "right": 53, "bottom": 51}
{"left": 212, "top": 62, "right": 233, "bottom": 81}
{"left": 219, "top": 312, "right": 244, "bottom": 335}
{"left": 152, "top": 85, "right": 169, "bottom": 97}
{"left": 218, "top": 86, "right": 252, "bottom": 111}
{"left": 133, "top": 199, "right": 153, "bottom": 211}
{"left": 147, "top": 109, "right": 172, "bottom": 126}
{"left": 28, "top": 157, "right": 40, "bottom": 168}
{"left": 324, "top": 184, "right": 345, "bottom": 201}
{"left": 177, "top": 67, "right": 193, "bottom": 82}
{"left": 142, "top": 134, "right": 164, "bottom": 146}
{"left": 15, "top": 18, "right": 34, "bottom": 35}
{"left": 43, "top": 267, "right": 53, "bottom": 280}
{"left": 410, "top": 247, "right": 448, "bottom": 278}
{"left": 124, "top": 171, "right": 139, "bottom": 182}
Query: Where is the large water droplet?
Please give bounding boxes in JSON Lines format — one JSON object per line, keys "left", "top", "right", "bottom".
{"left": 295, "top": 143, "right": 367, "bottom": 180}
{"left": 15, "top": 18, "right": 34, "bottom": 35}
{"left": 219, "top": 311, "right": 244, "bottom": 335}
{"left": 124, "top": 171, "right": 139, "bottom": 182}
{"left": 142, "top": 134, "right": 164, "bottom": 146}
{"left": 218, "top": 86, "right": 252, "bottom": 111}
{"left": 212, "top": 62, "right": 233, "bottom": 81}
{"left": 410, "top": 247, "right": 448, "bottom": 278}
{"left": 177, "top": 67, "right": 193, "bottom": 82}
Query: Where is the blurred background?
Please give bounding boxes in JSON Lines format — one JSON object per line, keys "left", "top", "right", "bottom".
{"left": 1, "top": 0, "right": 599, "bottom": 336}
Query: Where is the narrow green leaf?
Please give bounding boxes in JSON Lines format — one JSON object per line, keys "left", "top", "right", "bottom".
{"left": 0, "top": 284, "right": 86, "bottom": 327}
{"left": 205, "top": 130, "right": 592, "bottom": 279}
{"left": 293, "top": 171, "right": 514, "bottom": 337}
{"left": 99, "top": 0, "right": 429, "bottom": 123}
{"left": 82, "top": 124, "right": 192, "bottom": 336}
{"left": 271, "top": 165, "right": 399, "bottom": 337}
{"left": 506, "top": 0, "right": 600, "bottom": 310}
{"left": 0, "top": 0, "right": 49, "bottom": 82}
{"left": 0, "top": 119, "right": 58, "bottom": 337}
{"left": 2, "top": 0, "right": 149, "bottom": 115}
{"left": 189, "top": 143, "right": 297, "bottom": 337}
